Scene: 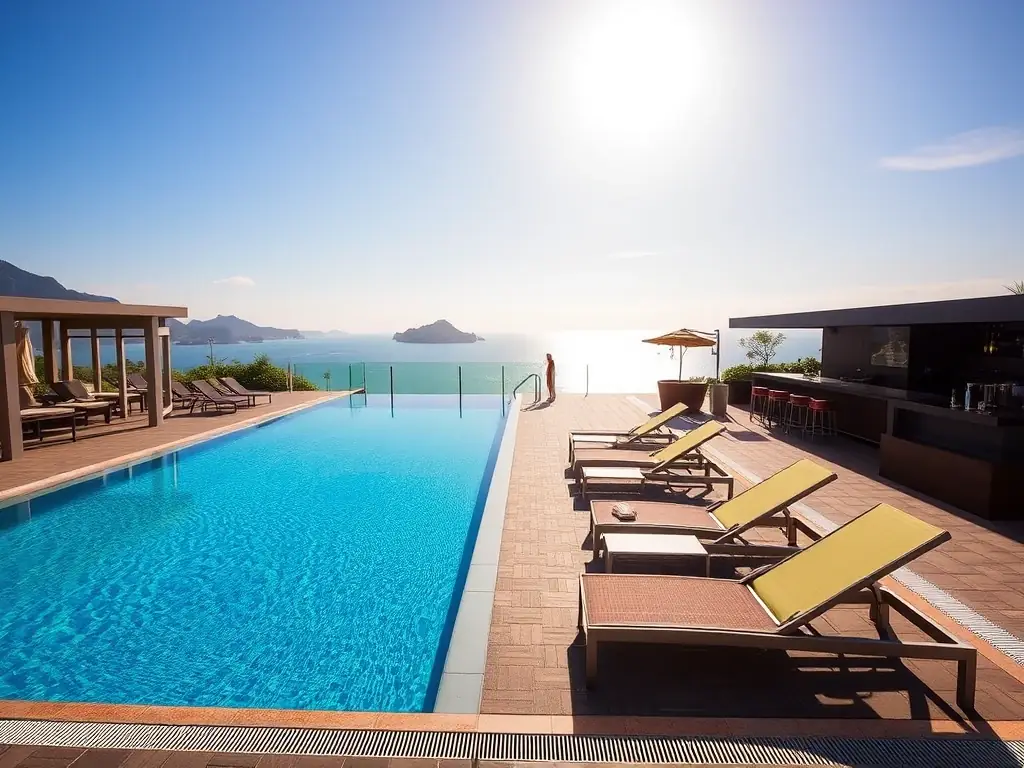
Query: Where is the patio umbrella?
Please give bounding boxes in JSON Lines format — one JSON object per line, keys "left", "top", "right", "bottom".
{"left": 16, "top": 324, "right": 39, "bottom": 408}
{"left": 643, "top": 328, "right": 717, "bottom": 380}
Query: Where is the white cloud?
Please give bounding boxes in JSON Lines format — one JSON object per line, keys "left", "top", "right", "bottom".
{"left": 607, "top": 250, "right": 657, "bottom": 261}
{"left": 212, "top": 276, "right": 256, "bottom": 287}
{"left": 880, "top": 127, "right": 1024, "bottom": 171}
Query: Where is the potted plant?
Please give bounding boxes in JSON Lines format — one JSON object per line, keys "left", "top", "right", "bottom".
{"left": 707, "top": 377, "right": 729, "bottom": 417}
{"left": 643, "top": 328, "right": 717, "bottom": 413}
{"left": 656, "top": 376, "right": 709, "bottom": 413}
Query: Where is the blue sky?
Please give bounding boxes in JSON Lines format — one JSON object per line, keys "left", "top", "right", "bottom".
{"left": 2, "top": 0, "right": 1022, "bottom": 332}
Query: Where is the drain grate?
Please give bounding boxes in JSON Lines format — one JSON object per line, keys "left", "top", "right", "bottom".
{"left": 0, "top": 720, "right": 1022, "bottom": 766}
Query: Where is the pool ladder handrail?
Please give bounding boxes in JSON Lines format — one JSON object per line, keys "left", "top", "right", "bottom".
{"left": 510, "top": 373, "right": 541, "bottom": 405}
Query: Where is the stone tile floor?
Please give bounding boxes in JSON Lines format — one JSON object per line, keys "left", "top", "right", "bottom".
{"left": 480, "top": 394, "right": 1024, "bottom": 721}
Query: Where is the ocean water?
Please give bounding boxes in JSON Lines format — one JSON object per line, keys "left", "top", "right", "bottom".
{"left": 0, "top": 395, "right": 505, "bottom": 712}
{"left": 73, "top": 330, "right": 823, "bottom": 393}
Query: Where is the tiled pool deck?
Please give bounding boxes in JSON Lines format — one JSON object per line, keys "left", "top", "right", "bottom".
{"left": 482, "top": 394, "right": 1024, "bottom": 725}
{"left": 5, "top": 392, "right": 1024, "bottom": 762}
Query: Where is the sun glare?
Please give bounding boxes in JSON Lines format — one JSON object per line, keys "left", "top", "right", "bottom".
{"left": 559, "top": 1, "right": 723, "bottom": 153}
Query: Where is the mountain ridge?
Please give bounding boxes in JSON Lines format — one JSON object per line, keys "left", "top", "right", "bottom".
{"left": 0, "top": 260, "right": 303, "bottom": 344}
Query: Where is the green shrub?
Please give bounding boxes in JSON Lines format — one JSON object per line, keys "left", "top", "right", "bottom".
{"left": 721, "top": 364, "right": 754, "bottom": 383}
{"left": 721, "top": 357, "right": 821, "bottom": 383}
{"left": 176, "top": 354, "right": 316, "bottom": 392}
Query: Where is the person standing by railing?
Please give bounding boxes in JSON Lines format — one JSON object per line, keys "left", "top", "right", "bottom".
{"left": 545, "top": 353, "right": 556, "bottom": 402}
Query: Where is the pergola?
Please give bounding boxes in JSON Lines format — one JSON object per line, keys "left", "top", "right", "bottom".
{"left": 1, "top": 297, "right": 188, "bottom": 461}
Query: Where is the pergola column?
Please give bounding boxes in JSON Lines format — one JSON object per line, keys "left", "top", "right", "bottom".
{"left": 90, "top": 329, "right": 103, "bottom": 392}
{"left": 41, "top": 320, "right": 57, "bottom": 385}
{"left": 115, "top": 329, "right": 128, "bottom": 419}
{"left": 0, "top": 312, "right": 24, "bottom": 461}
{"left": 160, "top": 322, "right": 172, "bottom": 412}
{"left": 144, "top": 317, "right": 164, "bottom": 427}
{"left": 58, "top": 324, "right": 73, "bottom": 380}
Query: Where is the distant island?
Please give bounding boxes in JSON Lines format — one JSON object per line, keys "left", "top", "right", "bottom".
{"left": 168, "top": 316, "right": 302, "bottom": 345}
{"left": 393, "top": 319, "right": 483, "bottom": 344}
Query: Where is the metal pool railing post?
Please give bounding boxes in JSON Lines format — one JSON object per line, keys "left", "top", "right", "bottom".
{"left": 458, "top": 365, "right": 463, "bottom": 418}
{"left": 501, "top": 365, "right": 505, "bottom": 417}
{"left": 348, "top": 364, "right": 352, "bottom": 391}
{"left": 390, "top": 365, "right": 394, "bottom": 415}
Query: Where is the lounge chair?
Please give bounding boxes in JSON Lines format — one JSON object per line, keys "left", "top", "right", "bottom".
{"left": 171, "top": 381, "right": 200, "bottom": 411}
{"left": 578, "top": 503, "right": 977, "bottom": 711}
{"left": 21, "top": 407, "right": 77, "bottom": 443}
{"left": 575, "top": 421, "right": 732, "bottom": 499}
{"left": 190, "top": 380, "right": 245, "bottom": 414}
{"left": 51, "top": 380, "right": 115, "bottom": 424}
{"left": 568, "top": 402, "right": 686, "bottom": 463}
{"left": 590, "top": 458, "right": 837, "bottom": 560}
{"left": 218, "top": 376, "right": 272, "bottom": 405}
{"left": 127, "top": 373, "right": 148, "bottom": 392}
{"left": 204, "top": 378, "right": 255, "bottom": 406}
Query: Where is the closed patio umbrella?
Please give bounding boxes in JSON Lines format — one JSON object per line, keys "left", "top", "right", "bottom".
{"left": 17, "top": 324, "right": 39, "bottom": 409}
{"left": 643, "top": 328, "right": 717, "bottom": 380}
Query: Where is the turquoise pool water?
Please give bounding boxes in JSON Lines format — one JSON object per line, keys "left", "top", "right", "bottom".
{"left": 0, "top": 395, "right": 506, "bottom": 712}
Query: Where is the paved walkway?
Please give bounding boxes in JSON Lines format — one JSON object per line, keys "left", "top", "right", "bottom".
{"left": 480, "top": 394, "right": 1024, "bottom": 722}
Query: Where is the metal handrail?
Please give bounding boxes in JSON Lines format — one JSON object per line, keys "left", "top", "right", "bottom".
{"left": 511, "top": 373, "right": 541, "bottom": 404}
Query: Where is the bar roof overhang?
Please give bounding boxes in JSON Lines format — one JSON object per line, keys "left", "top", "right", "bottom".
{"left": 0, "top": 297, "right": 187, "bottom": 324}
{"left": 729, "top": 295, "right": 1024, "bottom": 329}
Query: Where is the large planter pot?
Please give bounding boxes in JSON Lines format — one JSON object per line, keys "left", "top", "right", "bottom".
{"left": 657, "top": 380, "right": 708, "bottom": 413}
{"left": 726, "top": 380, "right": 752, "bottom": 405}
{"left": 709, "top": 383, "right": 729, "bottom": 417}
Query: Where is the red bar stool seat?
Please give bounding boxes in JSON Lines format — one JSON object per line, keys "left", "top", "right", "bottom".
{"left": 785, "top": 394, "right": 812, "bottom": 436}
{"left": 766, "top": 390, "right": 790, "bottom": 428}
{"left": 808, "top": 398, "right": 836, "bottom": 438}
{"left": 750, "top": 386, "right": 769, "bottom": 423}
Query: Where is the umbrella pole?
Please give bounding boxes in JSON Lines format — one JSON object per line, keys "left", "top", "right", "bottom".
{"left": 678, "top": 347, "right": 684, "bottom": 380}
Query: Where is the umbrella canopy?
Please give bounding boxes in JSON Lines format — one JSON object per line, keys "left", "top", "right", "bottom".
{"left": 17, "top": 325, "right": 39, "bottom": 386}
{"left": 643, "top": 328, "right": 717, "bottom": 380}
{"left": 642, "top": 329, "right": 717, "bottom": 348}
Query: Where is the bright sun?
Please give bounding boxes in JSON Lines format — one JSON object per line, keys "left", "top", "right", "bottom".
{"left": 559, "top": 1, "right": 722, "bottom": 153}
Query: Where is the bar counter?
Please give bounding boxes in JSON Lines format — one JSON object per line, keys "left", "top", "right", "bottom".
{"left": 751, "top": 372, "right": 1024, "bottom": 520}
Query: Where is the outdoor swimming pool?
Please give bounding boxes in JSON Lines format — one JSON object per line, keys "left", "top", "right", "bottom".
{"left": 0, "top": 395, "right": 508, "bottom": 712}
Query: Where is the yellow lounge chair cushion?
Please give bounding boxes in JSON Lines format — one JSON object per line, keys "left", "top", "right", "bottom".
{"left": 751, "top": 503, "right": 947, "bottom": 625}
{"left": 714, "top": 459, "right": 835, "bottom": 530}
{"left": 630, "top": 402, "right": 687, "bottom": 438}
{"left": 648, "top": 421, "right": 725, "bottom": 465}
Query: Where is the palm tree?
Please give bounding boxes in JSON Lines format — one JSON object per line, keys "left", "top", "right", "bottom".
{"left": 1007, "top": 281, "right": 1024, "bottom": 295}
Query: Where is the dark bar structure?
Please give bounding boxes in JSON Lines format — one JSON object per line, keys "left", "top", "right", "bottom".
{"left": 731, "top": 295, "right": 1024, "bottom": 520}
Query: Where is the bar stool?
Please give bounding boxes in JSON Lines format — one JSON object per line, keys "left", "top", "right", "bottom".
{"left": 766, "top": 390, "right": 790, "bottom": 429}
{"left": 785, "top": 394, "right": 811, "bottom": 436}
{"left": 750, "top": 386, "right": 769, "bottom": 423}
{"left": 807, "top": 399, "right": 836, "bottom": 439}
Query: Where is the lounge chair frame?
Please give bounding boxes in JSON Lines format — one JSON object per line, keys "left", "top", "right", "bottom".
{"left": 568, "top": 403, "right": 687, "bottom": 463}
{"left": 578, "top": 513, "right": 977, "bottom": 710}
{"left": 218, "top": 376, "right": 272, "bottom": 406}
{"left": 580, "top": 453, "right": 735, "bottom": 500}
{"left": 189, "top": 380, "right": 243, "bottom": 414}
{"left": 590, "top": 462, "right": 837, "bottom": 560}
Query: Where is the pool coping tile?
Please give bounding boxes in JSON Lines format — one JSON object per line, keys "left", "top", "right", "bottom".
{"left": 433, "top": 395, "right": 522, "bottom": 715}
